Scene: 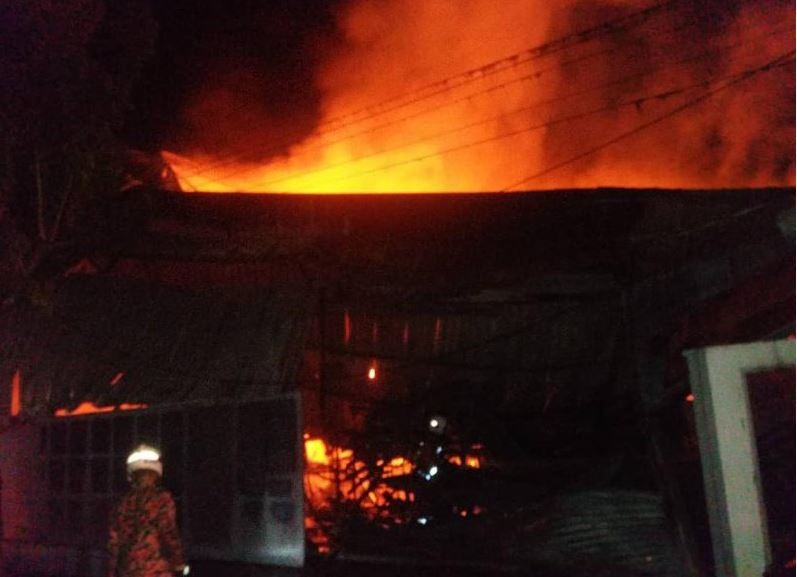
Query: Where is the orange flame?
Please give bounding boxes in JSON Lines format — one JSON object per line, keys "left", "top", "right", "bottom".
{"left": 10, "top": 370, "right": 21, "bottom": 417}
{"left": 447, "top": 454, "right": 483, "bottom": 469}
{"left": 383, "top": 456, "right": 413, "bottom": 478}
{"left": 303, "top": 435, "right": 486, "bottom": 552}
{"left": 164, "top": 1, "right": 793, "bottom": 194}
{"left": 305, "top": 438, "right": 330, "bottom": 465}
{"left": 54, "top": 401, "right": 148, "bottom": 417}
{"left": 303, "top": 436, "right": 417, "bottom": 536}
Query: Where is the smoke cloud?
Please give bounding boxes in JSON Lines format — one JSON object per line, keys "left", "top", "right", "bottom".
{"left": 167, "top": 0, "right": 795, "bottom": 192}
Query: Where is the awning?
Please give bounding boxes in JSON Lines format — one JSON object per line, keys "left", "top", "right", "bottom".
{"left": 0, "top": 275, "right": 310, "bottom": 415}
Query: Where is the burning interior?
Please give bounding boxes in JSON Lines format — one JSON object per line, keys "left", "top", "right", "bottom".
{"left": 0, "top": 188, "right": 793, "bottom": 576}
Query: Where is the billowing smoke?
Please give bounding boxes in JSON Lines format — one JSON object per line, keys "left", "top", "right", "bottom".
{"left": 536, "top": 0, "right": 796, "bottom": 189}
{"left": 166, "top": 0, "right": 795, "bottom": 192}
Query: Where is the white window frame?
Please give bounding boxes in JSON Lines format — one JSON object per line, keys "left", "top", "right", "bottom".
{"left": 684, "top": 339, "right": 795, "bottom": 577}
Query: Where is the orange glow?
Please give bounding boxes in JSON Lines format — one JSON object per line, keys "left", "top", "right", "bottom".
{"left": 303, "top": 435, "right": 417, "bottom": 538}
{"left": 447, "top": 454, "right": 483, "bottom": 469}
{"left": 305, "top": 438, "right": 331, "bottom": 465}
{"left": 433, "top": 318, "right": 442, "bottom": 354}
{"left": 383, "top": 456, "right": 413, "bottom": 478}
{"left": 343, "top": 310, "right": 352, "bottom": 345}
{"left": 686, "top": 393, "right": 695, "bottom": 403}
{"left": 367, "top": 366, "right": 377, "bottom": 380}
{"left": 303, "top": 434, "right": 486, "bottom": 553}
{"left": 10, "top": 370, "right": 21, "bottom": 417}
{"left": 465, "top": 455, "right": 481, "bottom": 469}
{"left": 163, "top": 1, "right": 793, "bottom": 194}
{"left": 54, "top": 401, "right": 148, "bottom": 417}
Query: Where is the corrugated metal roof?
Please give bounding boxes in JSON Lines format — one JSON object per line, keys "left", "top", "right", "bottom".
{"left": 522, "top": 490, "right": 679, "bottom": 576}
{"left": 0, "top": 275, "right": 309, "bottom": 414}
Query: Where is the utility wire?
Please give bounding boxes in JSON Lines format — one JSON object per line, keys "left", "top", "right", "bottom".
{"left": 499, "top": 51, "right": 795, "bottom": 192}
{"left": 177, "top": 47, "right": 614, "bottom": 188}
{"left": 288, "top": 53, "right": 793, "bottom": 192}
{"left": 171, "top": 0, "right": 678, "bottom": 185}
{"left": 245, "top": 30, "right": 793, "bottom": 191}
{"left": 177, "top": 24, "right": 793, "bottom": 191}
{"left": 317, "top": 0, "right": 678, "bottom": 131}
{"left": 313, "top": 6, "right": 783, "bottom": 147}
{"left": 279, "top": 85, "right": 705, "bottom": 191}
{"left": 293, "top": 49, "right": 612, "bottom": 153}
{"left": 288, "top": 23, "right": 794, "bottom": 147}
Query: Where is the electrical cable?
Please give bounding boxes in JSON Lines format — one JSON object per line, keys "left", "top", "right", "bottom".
{"left": 316, "top": 0, "right": 678, "bottom": 131}
{"left": 169, "top": 0, "right": 680, "bottom": 185}
{"left": 245, "top": 30, "right": 793, "bottom": 191}
{"left": 176, "top": 25, "right": 793, "bottom": 191}
{"left": 174, "top": 46, "right": 615, "bottom": 188}
{"left": 287, "top": 53, "right": 793, "bottom": 192}
{"left": 499, "top": 51, "right": 795, "bottom": 192}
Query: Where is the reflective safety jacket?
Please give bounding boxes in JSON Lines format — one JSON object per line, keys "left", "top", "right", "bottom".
{"left": 108, "top": 485, "right": 185, "bottom": 577}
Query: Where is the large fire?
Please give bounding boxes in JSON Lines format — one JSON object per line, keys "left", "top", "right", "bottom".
{"left": 163, "top": 0, "right": 794, "bottom": 193}
{"left": 303, "top": 435, "right": 484, "bottom": 553}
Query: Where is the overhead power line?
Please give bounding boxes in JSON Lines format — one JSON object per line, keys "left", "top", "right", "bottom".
{"left": 178, "top": 47, "right": 614, "bottom": 188}
{"left": 175, "top": 23, "right": 793, "bottom": 192}
{"left": 499, "top": 51, "right": 795, "bottom": 192}
{"left": 304, "top": 49, "right": 613, "bottom": 150}
{"left": 282, "top": 86, "right": 705, "bottom": 191}
{"left": 285, "top": 52, "right": 793, "bottom": 192}
{"left": 171, "top": 0, "right": 679, "bottom": 185}
{"left": 285, "top": 23, "right": 794, "bottom": 147}
{"left": 243, "top": 30, "right": 792, "bottom": 191}
{"left": 317, "top": 0, "right": 679, "bottom": 132}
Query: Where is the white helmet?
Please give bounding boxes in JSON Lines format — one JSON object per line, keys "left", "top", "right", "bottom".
{"left": 126, "top": 444, "right": 163, "bottom": 478}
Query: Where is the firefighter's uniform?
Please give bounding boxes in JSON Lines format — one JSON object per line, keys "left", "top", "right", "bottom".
{"left": 108, "top": 445, "right": 186, "bottom": 577}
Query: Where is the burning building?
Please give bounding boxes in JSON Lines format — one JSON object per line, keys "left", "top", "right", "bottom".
{"left": 0, "top": 1, "right": 794, "bottom": 576}
{"left": 0, "top": 185, "right": 793, "bottom": 577}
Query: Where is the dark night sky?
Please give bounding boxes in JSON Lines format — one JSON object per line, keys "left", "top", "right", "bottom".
{"left": 126, "top": 0, "right": 344, "bottom": 153}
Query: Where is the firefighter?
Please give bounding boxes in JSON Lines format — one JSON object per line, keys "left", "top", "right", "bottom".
{"left": 108, "top": 444, "right": 188, "bottom": 577}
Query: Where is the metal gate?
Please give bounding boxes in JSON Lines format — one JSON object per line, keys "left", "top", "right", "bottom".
{"left": 0, "top": 395, "right": 304, "bottom": 576}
